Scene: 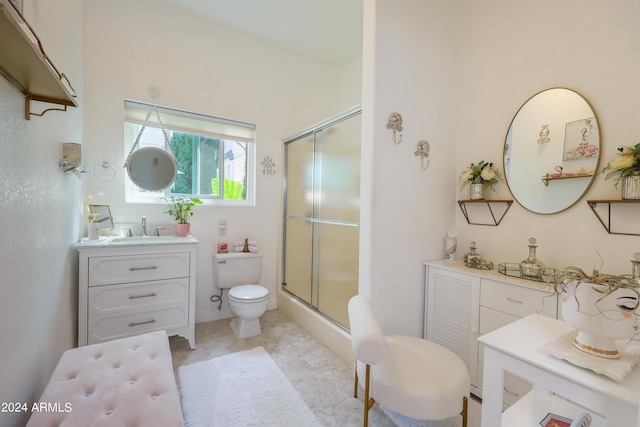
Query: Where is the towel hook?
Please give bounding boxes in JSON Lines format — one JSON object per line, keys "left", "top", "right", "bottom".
{"left": 386, "top": 112, "right": 403, "bottom": 144}
{"left": 415, "top": 140, "right": 431, "bottom": 169}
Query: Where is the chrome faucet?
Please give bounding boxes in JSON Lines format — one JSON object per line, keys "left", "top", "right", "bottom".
{"left": 141, "top": 216, "right": 147, "bottom": 236}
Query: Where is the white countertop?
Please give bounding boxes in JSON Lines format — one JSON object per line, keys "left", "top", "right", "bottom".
{"left": 74, "top": 235, "right": 199, "bottom": 249}
{"left": 424, "top": 259, "right": 553, "bottom": 293}
{"left": 478, "top": 314, "right": 640, "bottom": 406}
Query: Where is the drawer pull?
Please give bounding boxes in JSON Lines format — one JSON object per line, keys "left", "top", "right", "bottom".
{"left": 129, "top": 292, "right": 157, "bottom": 300}
{"left": 506, "top": 297, "right": 523, "bottom": 304}
{"left": 128, "top": 319, "right": 156, "bottom": 327}
{"left": 503, "top": 387, "right": 520, "bottom": 398}
{"left": 129, "top": 266, "right": 158, "bottom": 271}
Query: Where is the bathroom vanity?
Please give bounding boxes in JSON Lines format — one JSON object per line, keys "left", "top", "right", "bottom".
{"left": 423, "top": 259, "right": 558, "bottom": 406}
{"left": 75, "top": 236, "right": 198, "bottom": 349}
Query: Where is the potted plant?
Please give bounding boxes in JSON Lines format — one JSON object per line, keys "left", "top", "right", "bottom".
{"left": 549, "top": 265, "right": 640, "bottom": 359}
{"left": 459, "top": 160, "right": 503, "bottom": 200}
{"left": 164, "top": 196, "right": 202, "bottom": 236}
{"left": 602, "top": 142, "right": 640, "bottom": 199}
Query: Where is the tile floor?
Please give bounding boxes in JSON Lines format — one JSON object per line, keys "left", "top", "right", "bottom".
{"left": 169, "top": 309, "right": 481, "bottom": 427}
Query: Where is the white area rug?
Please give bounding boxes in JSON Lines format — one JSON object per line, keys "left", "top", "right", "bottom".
{"left": 178, "top": 347, "right": 322, "bottom": 427}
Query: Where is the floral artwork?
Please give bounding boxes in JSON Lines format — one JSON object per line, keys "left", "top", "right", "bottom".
{"left": 563, "top": 117, "right": 599, "bottom": 160}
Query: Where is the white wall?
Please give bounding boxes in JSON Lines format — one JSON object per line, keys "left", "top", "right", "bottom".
{"left": 361, "top": 0, "right": 459, "bottom": 336}
{"left": 0, "top": 1, "right": 84, "bottom": 425}
{"left": 454, "top": 0, "right": 640, "bottom": 276}
{"left": 339, "top": 56, "right": 364, "bottom": 110}
{"left": 84, "top": 0, "right": 348, "bottom": 325}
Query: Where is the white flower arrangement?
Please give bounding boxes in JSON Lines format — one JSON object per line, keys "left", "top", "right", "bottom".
{"left": 458, "top": 160, "right": 503, "bottom": 190}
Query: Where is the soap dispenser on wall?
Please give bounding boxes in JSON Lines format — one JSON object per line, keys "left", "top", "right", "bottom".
{"left": 58, "top": 142, "right": 87, "bottom": 176}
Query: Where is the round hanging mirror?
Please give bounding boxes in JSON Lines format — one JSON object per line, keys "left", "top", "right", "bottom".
{"left": 126, "top": 146, "right": 177, "bottom": 191}
{"left": 124, "top": 87, "right": 177, "bottom": 192}
{"left": 504, "top": 88, "right": 601, "bottom": 214}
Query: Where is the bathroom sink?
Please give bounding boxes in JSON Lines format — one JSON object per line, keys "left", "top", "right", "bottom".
{"left": 109, "top": 236, "right": 180, "bottom": 244}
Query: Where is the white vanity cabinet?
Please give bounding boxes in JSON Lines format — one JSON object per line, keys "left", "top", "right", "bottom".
{"left": 75, "top": 237, "right": 198, "bottom": 349}
{"left": 425, "top": 265, "right": 480, "bottom": 392}
{"left": 424, "top": 260, "right": 558, "bottom": 405}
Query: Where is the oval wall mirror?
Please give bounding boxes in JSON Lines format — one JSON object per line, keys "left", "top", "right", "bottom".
{"left": 126, "top": 146, "right": 177, "bottom": 191}
{"left": 504, "top": 88, "right": 601, "bottom": 214}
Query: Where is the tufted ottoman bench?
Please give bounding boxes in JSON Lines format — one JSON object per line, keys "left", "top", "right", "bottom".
{"left": 27, "top": 330, "right": 184, "bottom": 427}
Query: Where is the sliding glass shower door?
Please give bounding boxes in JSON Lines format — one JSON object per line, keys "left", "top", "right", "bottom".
{"left": 283, "top": 107, "right": 361, "bottom": 328}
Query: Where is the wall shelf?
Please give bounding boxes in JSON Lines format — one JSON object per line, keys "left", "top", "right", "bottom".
{"left": 458, "top": 200, "right": 513, "bottom": 226}
{"left": 0, "top": 1, "right": 77, "bottom": 119}
{"left": 587, "top": 199, "right": 640, "bottom": 236}
{"left": 541, "top": 173, "right": 592, "bottom": 186}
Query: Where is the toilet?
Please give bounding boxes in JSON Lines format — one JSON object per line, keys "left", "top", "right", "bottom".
{"left": 212, "top": 252, "right": 269, "bottom": 338}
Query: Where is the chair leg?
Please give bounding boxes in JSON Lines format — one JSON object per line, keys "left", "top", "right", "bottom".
{"left": 353, "top": 363, "right": 359, "bottom": 398}
{"left": 460, "top": 395, "right": 468, "bottom": 427}
{"left": 363, "top": 364, "right": 375, "bottom": 427}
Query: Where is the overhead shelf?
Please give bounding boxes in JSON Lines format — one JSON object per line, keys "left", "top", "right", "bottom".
{"left": 587, "top": 199, "right": 640, "bottom": 236}
{"left": 457, "top": 200, "right": 513, "bottom": 226}
{"left": 0, "top": 1, "right": 77, "bottom": 119}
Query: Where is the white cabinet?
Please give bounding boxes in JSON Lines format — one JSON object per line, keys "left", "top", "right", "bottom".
{"left": 424, "top": 260, "right": 557, "bottom": 405}
{"left": 425, "top": 266, "right": 480, "bottom": 389}
{"left": 76, "top": 237, "right": 198, "bottom": 349}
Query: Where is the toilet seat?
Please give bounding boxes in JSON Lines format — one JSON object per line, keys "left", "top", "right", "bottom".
{"left": 229, "top": 284, "right": 269, "bottom": 301}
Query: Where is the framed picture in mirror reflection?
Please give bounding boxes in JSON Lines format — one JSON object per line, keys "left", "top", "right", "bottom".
{"left": 563, "top": 117, "right": 599, "bottom": 160}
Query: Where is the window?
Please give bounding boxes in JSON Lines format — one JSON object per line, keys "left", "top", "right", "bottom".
{"left": 124, "top": 100, "right": 256, "bottom": 205}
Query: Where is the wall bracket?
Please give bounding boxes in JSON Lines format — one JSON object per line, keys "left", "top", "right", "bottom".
{"left": 458, "top": 200, "right": 513, "bottom": 226}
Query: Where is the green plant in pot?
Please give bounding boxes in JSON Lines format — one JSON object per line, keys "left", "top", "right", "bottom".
{"left": 164, "top": 196, "right": 202, "bottom": 236}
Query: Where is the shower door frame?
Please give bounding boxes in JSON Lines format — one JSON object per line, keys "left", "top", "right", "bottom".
{"left": 281, "top": 105, "right": 362, "bottom": 329}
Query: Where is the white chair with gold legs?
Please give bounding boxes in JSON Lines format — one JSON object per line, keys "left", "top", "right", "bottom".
{"left": 348, "top": 295, "right": 470, "bottom": 427}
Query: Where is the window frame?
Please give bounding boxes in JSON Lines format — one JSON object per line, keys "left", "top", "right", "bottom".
{"left": 123, "top": 100, "right": 256, "bottom": 206}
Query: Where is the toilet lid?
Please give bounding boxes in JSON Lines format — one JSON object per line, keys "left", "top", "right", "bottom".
{"left": 228, "top": 285, "right": 268, "bottom": 300}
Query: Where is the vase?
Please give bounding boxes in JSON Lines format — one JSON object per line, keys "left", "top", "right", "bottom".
{"left": 561, "top": 280, "right": 639, "bottom": 359}
{"left": 621, "top": 172, "right": 640, "bottom": 200}
{"left": 469, "top": 183, "right": 484, "bottom": 200}
{"left": 519, "top": 237, "right": 544, "bottom": 280}
{"left": 176, "top": 223, "right": 190, "bottom": 237}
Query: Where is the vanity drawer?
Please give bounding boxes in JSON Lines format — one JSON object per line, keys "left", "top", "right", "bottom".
{"left": 87, "top": 306, "right": 188, "bottom": 345}
{"left": 477, "top": 361, "right": 532, "bottom": 407}
{"left": 480, "top": 278, "right": 556, "bottom": 318}
{"left": 88, "top": 278, "right": 188, "bottom": 315}
{"left": 88, "top": 253, "right": 190, "bottom": 286}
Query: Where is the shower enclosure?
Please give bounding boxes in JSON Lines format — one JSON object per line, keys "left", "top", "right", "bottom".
{"left": 282, "top": 106, "right": 361, "bottom": 328}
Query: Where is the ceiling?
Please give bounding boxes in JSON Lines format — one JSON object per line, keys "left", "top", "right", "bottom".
{"left": 156, "top": 0, "right": 363, "bottom": 68}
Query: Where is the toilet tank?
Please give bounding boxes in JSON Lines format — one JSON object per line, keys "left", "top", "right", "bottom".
{"left": 213, "top": 252, "right": 262, "bottom": 289}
